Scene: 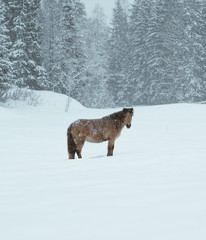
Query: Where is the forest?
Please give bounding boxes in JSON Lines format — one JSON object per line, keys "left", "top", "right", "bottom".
{"left": 1, "top": 0, "right": 206, "bottom": 107}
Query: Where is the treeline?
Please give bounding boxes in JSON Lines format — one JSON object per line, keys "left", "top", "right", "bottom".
{"left": 1, "top": 0, "right": 206, "bottom": 107}
{"left": 109, "top": 0, "right": 206, "bottom": 105}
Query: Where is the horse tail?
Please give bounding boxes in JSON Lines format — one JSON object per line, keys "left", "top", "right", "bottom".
{"left": 67, "top": 125, "right": 76, "bottom": 159}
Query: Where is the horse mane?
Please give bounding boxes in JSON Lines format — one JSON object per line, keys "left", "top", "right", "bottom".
{"left": 106, "top": 110, "right": 126, "bottom": 121}
{"left": 102, "top": 110, "right": 126, "bottom": 128}
{"left": 103, "top": 108, "right": 133, "bottom": 128}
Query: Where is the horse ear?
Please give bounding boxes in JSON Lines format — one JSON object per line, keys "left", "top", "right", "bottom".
{"left": 127, "top": 108, "right": 134, "bottom": 115}
{"left": 123, "top": 108, "right": 134, "bottom": 114}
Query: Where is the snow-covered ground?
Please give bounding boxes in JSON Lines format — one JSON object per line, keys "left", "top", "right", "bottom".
{"left": 1, "top": 91, "right": 206, "bottom": 240}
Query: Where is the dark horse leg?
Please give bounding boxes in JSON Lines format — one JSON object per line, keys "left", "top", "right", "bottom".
{"left": 76, "top": 139, "right": 85, "bottom": 159}
{"left": 68, "top": 140, "right": 75, "bottom": 159}
{"left": 67, "top": 126, "right": 76, "bottom": 159}
{"left": 107, "top": 139, "right": 115, "bottom": 156}
{"left": 76, "top": 149, "right": 82, "bottom": 159}
{"left": 69, "top": 153, "right": 75, "bottom": 159}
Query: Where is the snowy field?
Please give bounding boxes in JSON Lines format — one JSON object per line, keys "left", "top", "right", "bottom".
{"left": 1, "top": 91, "right": 206, "bottom": 240}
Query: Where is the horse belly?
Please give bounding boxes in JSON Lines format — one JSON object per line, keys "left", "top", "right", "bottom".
{"left": 86, "top": 134, "right": 107, "bottom": 143}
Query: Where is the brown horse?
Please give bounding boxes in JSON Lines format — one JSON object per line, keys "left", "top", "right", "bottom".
{"left": 67, "top": 108, "right": 134, "bottom": 159}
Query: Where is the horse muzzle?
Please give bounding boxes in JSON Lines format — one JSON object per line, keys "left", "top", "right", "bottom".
{"left": 126, "top": 124, "right": 131, "bottom": 128}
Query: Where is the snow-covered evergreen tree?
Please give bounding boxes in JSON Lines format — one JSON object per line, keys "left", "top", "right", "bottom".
{"left": 0, "top": 0, "right": 12, "bottom": 101}
{"left": 181, "top": 0, "right": 206, "bottom": 102}
{"left": 9, "top": 0, "right": 28, "bottom": 88}
{"left": 42, "top": 0, "right": 86, "bottom": 103}
{"left": 82, "top": 5, "right": 113, "bottom": 108}
{"left": 128, "top": 0, "right": 153, "bottom": 105}
{"left": 9, "top": 0, "right": 46, "bottom": 90}
{"left": 107, "top": 0, "right": 130, "bottom": 106}
{"left": 23, "top": 0, "right": 47, "bottom": 90}
{"left": 57, "top": 0, "right": 86, "bottom": 100}
{"left": 150, "top": 0, "right": 185, "bottom": 104}
{"left": 41, "top": 0, "right": 61, "bottom": 91}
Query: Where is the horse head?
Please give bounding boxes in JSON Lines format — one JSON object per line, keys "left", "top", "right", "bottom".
{"left": 123, "top": 108, "right": 134, "bottom": 128}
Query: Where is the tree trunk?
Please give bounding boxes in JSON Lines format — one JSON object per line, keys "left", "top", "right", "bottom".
{"left": 65, "top": 96, "right": 71, "bottom": 112}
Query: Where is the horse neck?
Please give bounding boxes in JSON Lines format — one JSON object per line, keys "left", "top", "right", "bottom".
{"left": 119, "top": 118, "right": 127, "bottom": 130}
{"left": 111, "top": 112, "right": 126, "bottom": 130}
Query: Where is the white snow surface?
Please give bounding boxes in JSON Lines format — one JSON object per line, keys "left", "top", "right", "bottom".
{"left": 1, "top": 91, "right": 206, "bottom": 240}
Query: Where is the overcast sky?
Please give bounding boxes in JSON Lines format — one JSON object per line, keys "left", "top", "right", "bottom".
{"left": 82, "top": 0, "right": 133, "bottom": 21}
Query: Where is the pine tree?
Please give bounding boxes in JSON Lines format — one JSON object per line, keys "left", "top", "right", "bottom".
{"left": 150, "top": 0, "right": 186, "bottom": 104}
{"left": 107, "top": 0, "right": 130, "bottom": 106}
{"left": 182, "top": 0, "right": 206, "bottom": 102}
{"left": 9, "top": 0, "right": 28, "bottom": 88}
{"left": 82, "top": 5, "right": 113, "bottom": 108}
{"left": 129, "top": 0, "right": 153, "bottom": 105}
{"left": 23, "top": 0, "right": 47, "bottom": 90}
{"left": 57, "top": 0, "right": 86, "bottom": 100}
{"left": 0, "top": 0, "right": 12, "bottom": 101}
{"left": 41, "top": 0, "right": 61, "bottom": 91}
{"left": 193, "top": 0, "right": 206, "bottom": 102}
{"left": 41, "top": 0, "right": 88, "bottom": 107}
{"left": 9, "top": 0, "right": 46, "bottom": 90}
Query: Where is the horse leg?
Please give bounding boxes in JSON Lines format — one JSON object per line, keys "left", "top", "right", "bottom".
{"left": 107, "top": 139, "right": 115, "bottom": 156}
{"left": 69, "top": 153, "right": 75, "bottom": 159}
{"left": 76, "top": 148, "right": 82, "bottom": 158}
{"left": 68, "top": 142, "right": 75, "bottom": 159}
{"left": 76, "top": 139, "right": 85, "bottom": 159}
{"left": 67, "top": 126, "right": 76, "bottom": 160}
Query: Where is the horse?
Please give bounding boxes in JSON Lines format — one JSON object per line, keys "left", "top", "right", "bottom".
{"left": 67, "top": 108, "right": 134, "bottom": 159}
